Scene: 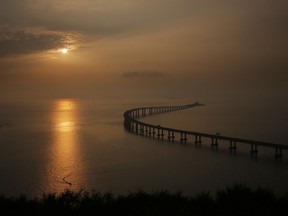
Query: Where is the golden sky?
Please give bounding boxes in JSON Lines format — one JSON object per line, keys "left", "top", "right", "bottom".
{"left": 0, "top": 0, "right": 287, "bottom": 101}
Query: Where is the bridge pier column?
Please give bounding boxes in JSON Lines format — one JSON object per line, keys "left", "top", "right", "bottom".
{"left": 145, "top": 125, "right": 148, "bottom": 135}
{"left": 211, "top": 138, "right": 218, "bottom": 148}
{"left": 168, "top": 130, "right": 171, "bottom": 141}
{"left": 140, "top": 125, "right": 144, "bottom": 134}
{"left": 250, "top": 144, "right": 258, "bottom": 156}
{"left": 161, "top": 129, "right": 164, "bottom": 139}
{"left": 171, "top": 130, "right": 175, "bottom": 141}
{"left": 180, "top": 133, "right": 187, "bottom": 143}
{"left": 130, "top": 122, "right": 134, "bottom": 132}
{"left": 229, "top": 141, "right": 237, "bottom": 152}
{"left": 148, "top": 126, "right": 152, "bottom": 136}
{"left": 157, "top": 128, "right": 161, "bottom": 138}
{"left": 194, "top": 135, "right": 202, "bottom": 146}
{"left": 275, "top": 148, "right": 283, "bottom": 160}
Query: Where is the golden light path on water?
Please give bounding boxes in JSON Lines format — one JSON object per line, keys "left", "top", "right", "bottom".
{"left": 44, "top": 99, "right": 86, "bottom": 193}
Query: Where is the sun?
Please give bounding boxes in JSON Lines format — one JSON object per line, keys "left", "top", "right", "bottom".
{"left": 61, "top": 48, "right": 68, "bottom": 54}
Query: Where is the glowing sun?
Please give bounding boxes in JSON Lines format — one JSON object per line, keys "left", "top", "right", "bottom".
{"left": 61, "top": 48, "right": 68, "bottom": 54}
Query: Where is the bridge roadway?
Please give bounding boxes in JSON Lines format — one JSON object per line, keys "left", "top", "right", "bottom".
{"left": 123, "top": 102, "right": 287, "bottom": 159}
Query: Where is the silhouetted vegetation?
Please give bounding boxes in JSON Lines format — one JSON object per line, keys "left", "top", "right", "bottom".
{"left": 0, "top": 184, "right": 287, "bottom": 216}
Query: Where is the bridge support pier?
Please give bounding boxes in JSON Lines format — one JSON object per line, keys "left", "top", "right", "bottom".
{"left": 167, "top": 130, "right": 175, "bottom": 141}
{"left": 229, "top": 140, "right": 237, "bottom": 152}
{"left": 157, "top": 128, "right": 160, "bottom": 138}
{"left": 140, "top": 125, "right": 144, "bottom": 134}
{"left": 161, "top": 129, "right": 164, "bottom": 139}
{"left": 168, "top": 130, "right": 170, "bottom": 140}
{"left": 180, "top": 133, "right": 187, "bottom": 143}
{"left": 250, "top": 144, "right": 258, "bottom": 156}
{"left": 148, "top": 126, "right": 151, "bottom": 136}
{"left": 275, "top": 148, "right": 283, "bottom": 160}
{"left": 194, "top": 135, "right": 202, "bottom": 146}
{"left": 171, "top": 131, "right": 175, "bottom": 141}
{"left": 142, "top": 108, "right": 146, "bottom": 116}
{"left": 211, "top": 138, "right": 218, "bottom": 148}
{"left": 131, "top": 123, "right": 134, "bottom": 132}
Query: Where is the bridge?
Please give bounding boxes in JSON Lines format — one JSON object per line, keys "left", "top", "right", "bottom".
{"left": 123, "top": 102, "right": 288, "bottom": 160}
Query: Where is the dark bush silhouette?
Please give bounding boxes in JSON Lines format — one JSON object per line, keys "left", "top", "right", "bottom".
{"left": 0, "top": 184, "right": 287, "bottom": 216}
{"left": 216, "top": 183, "right": 278, "bottom": 216}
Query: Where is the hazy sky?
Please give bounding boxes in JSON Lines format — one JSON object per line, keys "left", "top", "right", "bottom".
{"left": 1, "top": 0, "right": 287, "bottom": 102}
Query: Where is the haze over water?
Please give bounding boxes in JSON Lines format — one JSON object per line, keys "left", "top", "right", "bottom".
{"left": 0, "top": 97, "right": 288, "bottom": 198}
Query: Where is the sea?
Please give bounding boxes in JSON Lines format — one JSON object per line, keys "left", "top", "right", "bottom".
{"left": 0, "top": 97, "right": 288, "bottom": 198}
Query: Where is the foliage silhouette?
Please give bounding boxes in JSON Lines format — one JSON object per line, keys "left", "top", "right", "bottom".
{"left": 0, "top": 184, "right": 287, "bottom": 216}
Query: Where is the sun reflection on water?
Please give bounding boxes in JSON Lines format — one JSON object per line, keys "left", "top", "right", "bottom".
{"left": 44, "top": 99, "right": 85, "bottom": 193}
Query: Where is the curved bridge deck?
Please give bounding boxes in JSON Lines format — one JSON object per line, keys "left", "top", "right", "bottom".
{"left": 123, "top": 102, "right": 287, "bottom": 160}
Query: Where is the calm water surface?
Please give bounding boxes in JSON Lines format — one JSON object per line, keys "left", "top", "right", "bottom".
{"left": 0, "top": 98, "right": 288, "bottom": 198}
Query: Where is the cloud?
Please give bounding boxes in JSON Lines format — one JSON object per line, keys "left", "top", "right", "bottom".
{"left": 0, "top": 26, "right": 79, "bottom": 57}
{"left": 122, "top": 71, "right": 164, "bottom": 78}
{"left": 1, "top": 0, "right": 287, "bottom": 45}
{"left": 0, "top": 0, "right": 200, "bottom": 38}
